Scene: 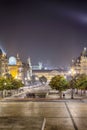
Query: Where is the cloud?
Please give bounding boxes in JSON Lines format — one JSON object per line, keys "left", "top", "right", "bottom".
{"left": 46, "top": 2, "right": 87, "bottom": 25}
{"left": 59, "top": 7, "right": 87, "bottom": 25}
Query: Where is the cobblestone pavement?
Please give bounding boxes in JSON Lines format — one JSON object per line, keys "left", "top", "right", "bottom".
{"left": 0, "top": 100, "right": 87, "bottom": 130}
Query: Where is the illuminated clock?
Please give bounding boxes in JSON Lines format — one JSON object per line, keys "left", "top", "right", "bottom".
{"left": 9, "top": 56, "right": 17, "bottom": 65}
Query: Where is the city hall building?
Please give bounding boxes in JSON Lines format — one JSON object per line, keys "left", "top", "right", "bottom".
{"left": 0, "top": 48, "right": 32, "bottom": 83}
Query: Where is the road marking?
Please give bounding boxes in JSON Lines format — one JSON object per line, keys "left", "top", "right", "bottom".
{"left": 65, "top": 102, "right": 78, "bottom": 130}
{"left": 41, "top": 118, "right": 46, "bottom": 130}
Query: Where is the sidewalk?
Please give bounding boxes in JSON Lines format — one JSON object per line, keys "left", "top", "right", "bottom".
{"left": 1, "top": 90, "right": 87, "bottom": 102}
{"left": 46, "top": 93, "right": 83, "bottom": 100}
{"left": 1, "top": 95, "right": 83, "bottom": 102}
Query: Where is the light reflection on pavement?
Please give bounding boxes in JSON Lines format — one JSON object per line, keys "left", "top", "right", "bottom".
{"left": 0, "top": 101, "right": 87, "bottom": 130}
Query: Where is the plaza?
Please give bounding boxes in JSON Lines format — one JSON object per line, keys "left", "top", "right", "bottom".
{"left": 0, "top": 99, "right": 87, "bottom": 130}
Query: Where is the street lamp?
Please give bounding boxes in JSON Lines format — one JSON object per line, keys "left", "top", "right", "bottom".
{"left": 68, "top": 68, "right": 76, "bottom": 99}
{"left": 24, "top": 77, "right": 27, "bottom": 86}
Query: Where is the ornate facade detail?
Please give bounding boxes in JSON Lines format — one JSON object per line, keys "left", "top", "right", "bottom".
{"left": 72, "top": 47, "right": 87, "bottom": 75}
{"left": 0, "top": 48, "right": 32, "bottom": 84}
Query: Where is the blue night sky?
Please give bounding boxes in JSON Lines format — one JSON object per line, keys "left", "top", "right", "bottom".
{"left": 0, "top": 0, "right": 87, "bottom": 67}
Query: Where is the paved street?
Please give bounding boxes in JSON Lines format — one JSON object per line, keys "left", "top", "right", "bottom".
{"left": 0, "top": 100, "right": 87, "bottom": 130}
{"left": 0, "top": 85, "right": 87, "bottom": 130}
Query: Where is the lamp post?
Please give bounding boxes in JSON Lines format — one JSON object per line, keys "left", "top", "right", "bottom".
{"left": 24, "top": 77, "right": 27, "bottom": 86}
{"left": 69, "top": 68, "right": 76, "bottom": 99}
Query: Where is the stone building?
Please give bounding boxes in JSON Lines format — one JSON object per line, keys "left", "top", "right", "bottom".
{"left": 0, "top": 49, "right": 8, "bottom": 76}
{"left": 0, "top": 48, "right": 32, "bottom": 84}
{"left": 32, "top": 69, "right": 66, "bottom": 82}
{"left": 71, "top": 47, "right": 87, "bottom": 75}
{"left": 8, "top": 54, "right": 23, "bottom": 80}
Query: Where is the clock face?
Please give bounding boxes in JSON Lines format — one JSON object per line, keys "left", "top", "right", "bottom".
{"left": 9, "top": 56, "right": 17, "bottom": 65}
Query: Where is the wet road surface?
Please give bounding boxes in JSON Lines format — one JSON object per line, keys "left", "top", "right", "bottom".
{"left": 0, "top": 100, "right": 87, "bottom": 130}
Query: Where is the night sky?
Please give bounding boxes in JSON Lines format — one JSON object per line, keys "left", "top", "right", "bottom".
{"left": 0, "top": 0, "right": 87, "bottom": 68}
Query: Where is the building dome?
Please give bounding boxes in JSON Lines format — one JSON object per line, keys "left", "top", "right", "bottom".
{"left": 9, "top": 56, "right": 17, "bottom": 65}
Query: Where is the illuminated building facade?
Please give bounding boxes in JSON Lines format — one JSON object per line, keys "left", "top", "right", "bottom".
{"left": 33, "top": 69, "right": 66, "bottom": 82}
{"left": 71, "top": 47, "right": 87, "bottom": 75}
{"left": 0, "top": 48, "right": 32, "bottom": 83}
{"left": 8, "top": 54, "right": 23, "bottom": 80}
{"left": 0, "top": 49, "right": 8, "bottom": 76}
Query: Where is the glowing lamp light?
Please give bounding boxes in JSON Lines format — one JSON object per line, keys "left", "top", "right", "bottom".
{"left": 68, "top": 68, "right": 76, "bottom": 76}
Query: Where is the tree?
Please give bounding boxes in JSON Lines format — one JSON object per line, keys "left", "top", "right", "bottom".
{"left": 39, "top": 76, "right": 47, "bottom": 84}
{"left": 69, "top": 75, "right": 78, "bottom": 99}
{"left": 9, "top": 78, "right": 24, "bottom": 90}
{"left": 0, "top": 77, "right": 24, "bottom": 97}
{"left": 4, "top": 73, "right": 13, "bottom": 79}
{"left": 49, "top": 75, "right": 68, "bottom": 99}
{"left": 75, "top": 74, "right": 87, "bottom": 96}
